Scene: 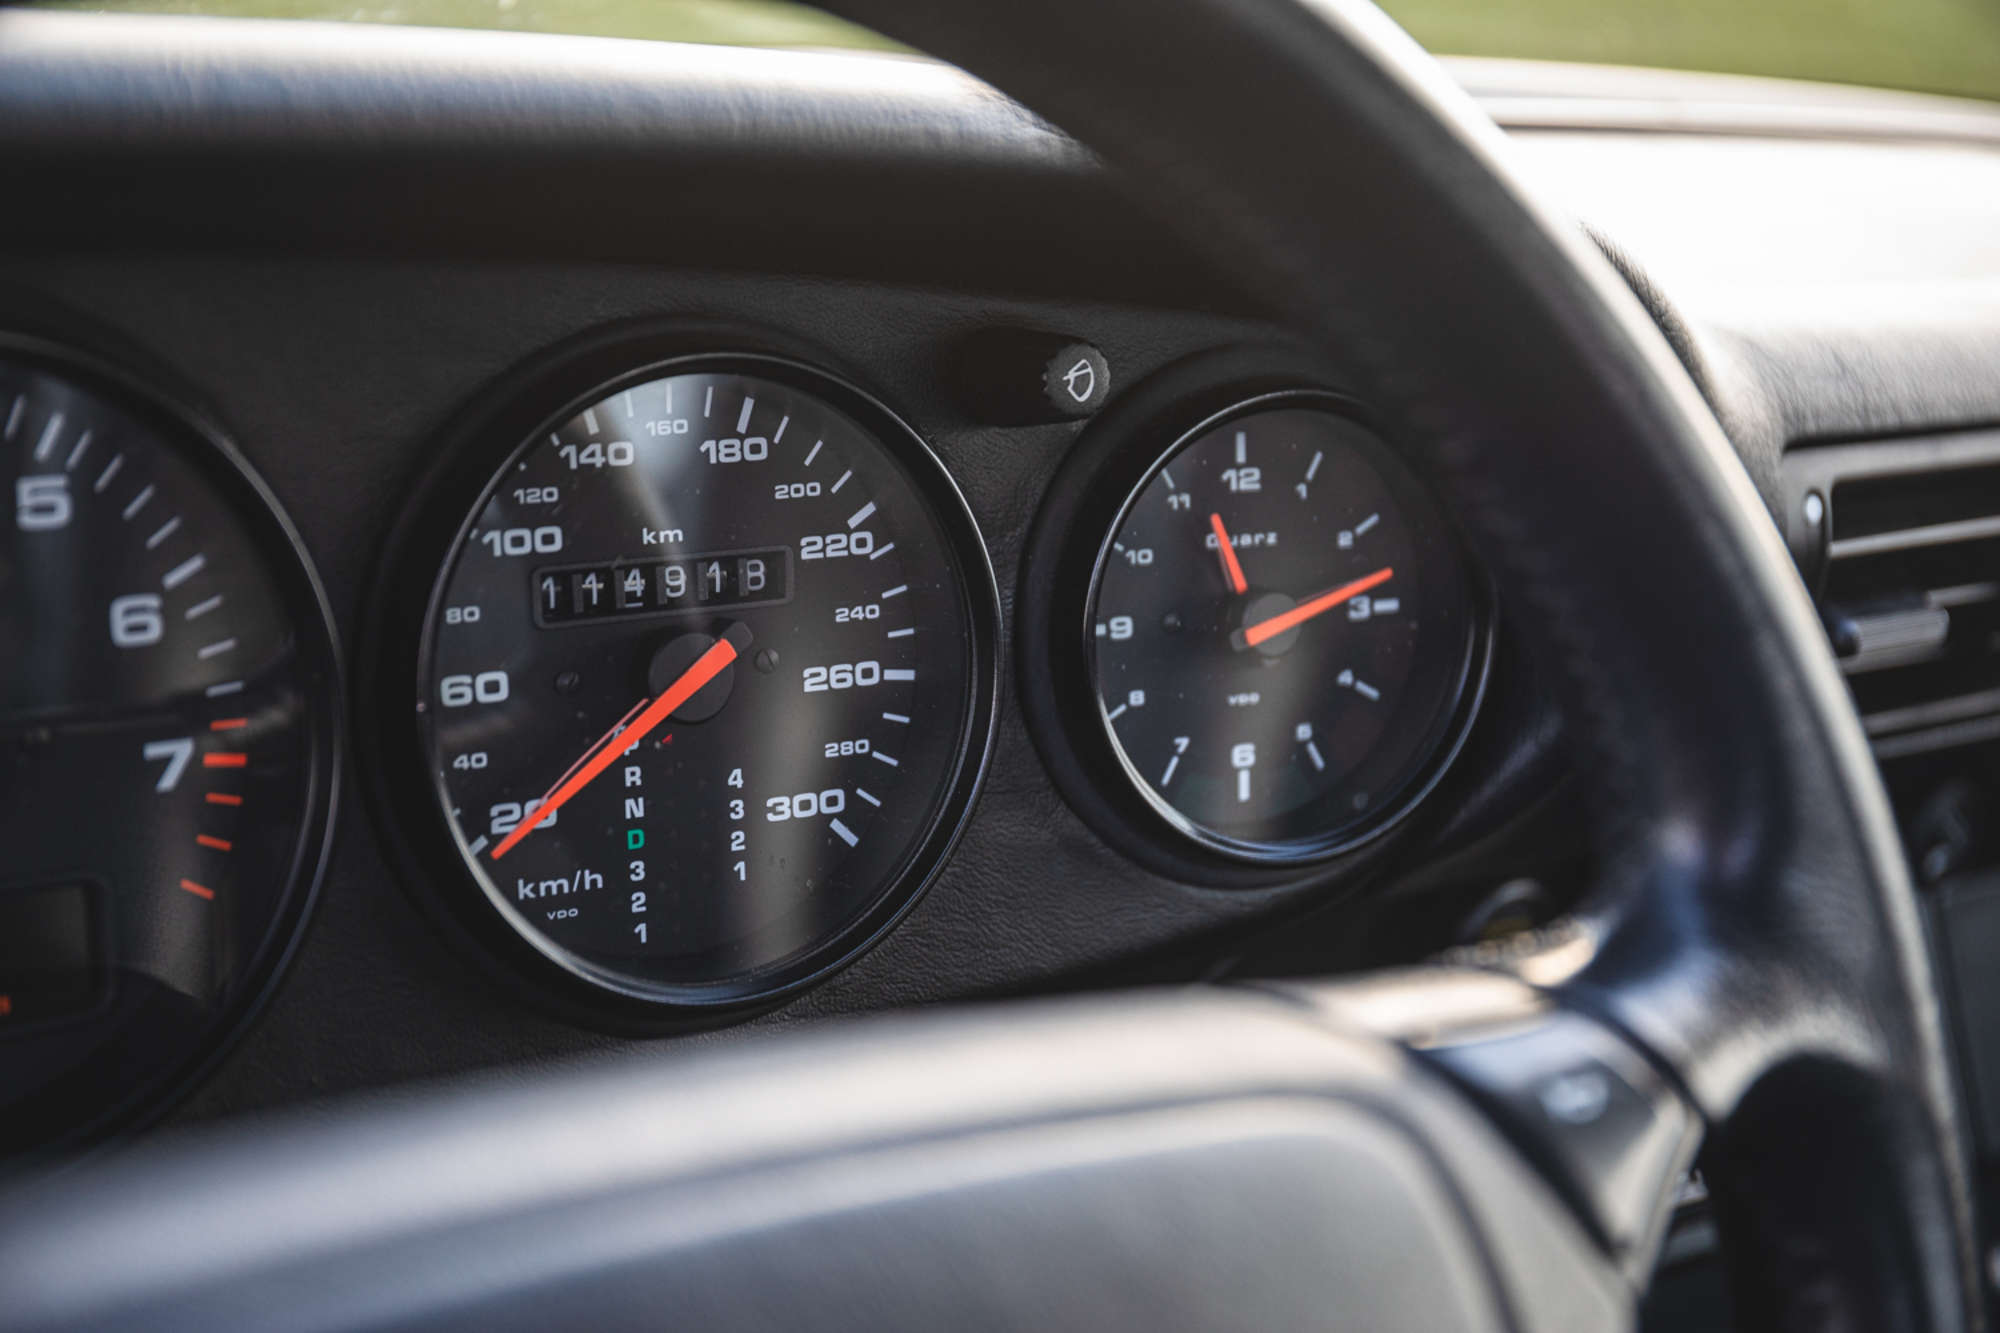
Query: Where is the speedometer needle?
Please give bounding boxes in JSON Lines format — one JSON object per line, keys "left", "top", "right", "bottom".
{"left": 488, "top": 634, "right": 741, "bottom": 861}
{"left": 1209, "top": 512, "right": 1249, "bottom": 595}
{"left": 1234, "top": 567, "right": 1394, "bottom": 650}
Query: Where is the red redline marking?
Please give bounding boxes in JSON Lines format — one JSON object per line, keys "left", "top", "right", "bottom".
{"left": 206, "top": 792, "right": 243, "bottom": 807}
{"left": 203, "top": 752, "right": 248, "bottom": 768}
{"left": 196, "top": 834, "right": 233, "bottom": 852}
{"left": 210, "top": 717, "right": 249, "bottom": 731}
{"left": 179, "top": 878, "right": 215, "bottom": 900}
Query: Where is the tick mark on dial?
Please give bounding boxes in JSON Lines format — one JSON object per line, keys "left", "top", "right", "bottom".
{"left": 32, "top": 411, "right": 64, "bottom": 462}
{"left": 163, "top": 555, "right": 207, "bottom": 591}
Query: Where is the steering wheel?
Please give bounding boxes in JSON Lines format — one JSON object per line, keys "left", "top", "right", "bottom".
{"left": 0, "top": 1, "right": 1979, "bottom": 1329}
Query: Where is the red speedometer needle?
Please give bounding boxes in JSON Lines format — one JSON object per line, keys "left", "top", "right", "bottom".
{"left": 1209, "top": 512, "right": 1249, "bottom": 595}
{"left": 488, "top": 635, "right": 740, "bottom": 861}
{"left": 1236, "top": 567, "right": 1395, "bottom": 649}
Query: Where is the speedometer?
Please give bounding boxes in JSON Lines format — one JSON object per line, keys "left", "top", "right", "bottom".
{"left": 384, "top": 351, "right": 997, "bottom": 1019}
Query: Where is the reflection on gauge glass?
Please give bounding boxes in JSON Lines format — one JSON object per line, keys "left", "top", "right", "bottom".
{"left": 414, "top": 356, "right": 996, "bottom": 1010}
{"left": 0, "top": 340, "right": 338, "bottom": 1156}
{"left": 1087, "top": 394, "right": 1482, "bottom": 861}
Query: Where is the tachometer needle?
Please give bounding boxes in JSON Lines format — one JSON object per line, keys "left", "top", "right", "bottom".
{"left": 1234, "top": 567, "right": 1394, "bottom": 649}
{"left": 489, "top": 634, "right": 741, "bottom": 861}
{"left": 1209, "top": 512, "right": 1249, "bottom": 595}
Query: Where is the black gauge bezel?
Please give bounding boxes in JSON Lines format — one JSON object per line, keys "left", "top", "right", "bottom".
{"left": 361, "top": 329, "right": 1000, "bottom": 1032}
{"left": 1084, "top": 389, "right": 1486, "bottom": 863}
{"left": 1018, "top": 347, "right": 1492, "bottom": 885}
{"left": 0, "top": 328, "right": 342, "bottom": 1165}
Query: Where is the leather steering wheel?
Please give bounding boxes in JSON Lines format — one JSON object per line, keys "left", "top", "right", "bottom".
{"left": 0, "top": 1, "right": 1979, "bottom": 1329}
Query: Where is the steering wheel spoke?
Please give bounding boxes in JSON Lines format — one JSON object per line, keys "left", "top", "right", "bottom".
{"left": 1292, "top": 969, "right": 1703, "bottom": 1281}
{"left": 1423, "top": 1002, "right": 1701, "bottom": 1276}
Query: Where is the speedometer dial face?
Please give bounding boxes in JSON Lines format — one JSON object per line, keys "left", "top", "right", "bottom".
{"left": 414, "top": 356, "right": 996, "bottom": 1011}
{"left": 0, "top": 339, "right": 338, "bottom": 1156}
{"left": 1087, "top": 395, "right": 1482, "bottom": 861}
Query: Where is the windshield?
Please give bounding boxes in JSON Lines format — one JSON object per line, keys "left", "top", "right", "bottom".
{"left": 26, "top": 0, "right": 2000, "bottom": 103}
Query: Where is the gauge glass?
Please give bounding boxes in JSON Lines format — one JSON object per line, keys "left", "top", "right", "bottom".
{"left": 0, "top": 345, "right": 337, "bottom": 1154}
{"left": 416, "top": 359, "right": 994, "bottom": 1005}
{"left": 1087, "top": 397, "right": 1480, "bottom": 859}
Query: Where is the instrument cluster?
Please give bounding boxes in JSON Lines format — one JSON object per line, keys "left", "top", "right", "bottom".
{"left": 1, "top": 318, "right": 1490, "bottom": 1158}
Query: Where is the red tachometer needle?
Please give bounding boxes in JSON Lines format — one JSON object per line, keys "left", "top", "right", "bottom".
{"left": 1209, "top": 512, "right": 1249, "bottom": 595}
{"left": 488, "top": 635, "right": 740, "bottom": 861}
{"left": 1236, "top": 567, "right": 1395, "bottom": 649}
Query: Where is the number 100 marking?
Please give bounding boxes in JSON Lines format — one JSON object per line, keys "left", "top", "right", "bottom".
{"left": 479, "top": 526, "right": 563, "bottom": 557}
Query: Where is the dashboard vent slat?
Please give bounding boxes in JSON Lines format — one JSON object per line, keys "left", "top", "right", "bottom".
{"left": 1785, "top": 429, "right": 2000, "bottom": 762}
{"left": 1830, "top": 513, "right": 2000, "bottom": 560}
{"left": 1830, "top": 457, "right": 2000, "bottom": 543}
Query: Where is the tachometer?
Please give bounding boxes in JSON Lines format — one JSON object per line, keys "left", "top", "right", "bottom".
{"left": 0, "top": 335, "right": 339, "bottom": 1157}
{"left": 392, "top": 352, "right": 996, "bottom": 1018}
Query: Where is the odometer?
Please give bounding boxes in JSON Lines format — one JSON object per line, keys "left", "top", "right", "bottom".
{"left": 406, "top": 354, "right": 997, "bottom": 1014}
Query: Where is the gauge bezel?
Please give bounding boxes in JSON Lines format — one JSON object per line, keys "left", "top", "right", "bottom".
{"left": 0, "top": 327, "right": 342, "bottom": 1163}
{"left": 363, "top": 331, "right": 1000, "bottom": 1031}
{"left": 1082, "top": 388, "right": 1487, "bottom": 864}
{"left": 1017, "top": 347, "right": 1493, "bottom": 885}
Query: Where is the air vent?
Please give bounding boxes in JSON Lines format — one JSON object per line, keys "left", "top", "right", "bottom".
{"left": 1785, "top": 429, "right": 2000, "bottom": 761}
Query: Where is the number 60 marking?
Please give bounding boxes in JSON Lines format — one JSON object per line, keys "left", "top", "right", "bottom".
{"left": 440, "top": 671, "right": 509, "bottom": 707}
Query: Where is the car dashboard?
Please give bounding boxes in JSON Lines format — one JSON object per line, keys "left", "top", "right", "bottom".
{"left": 2, "top": 16, "right": 1999, "bottom": 1301}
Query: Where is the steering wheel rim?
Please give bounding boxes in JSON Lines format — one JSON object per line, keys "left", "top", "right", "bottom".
{"left": 819, "top": 0, "right": 1978, "bottom": 1324}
